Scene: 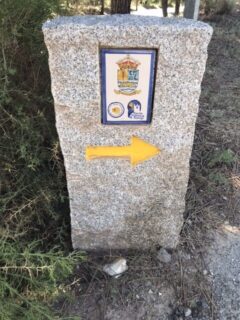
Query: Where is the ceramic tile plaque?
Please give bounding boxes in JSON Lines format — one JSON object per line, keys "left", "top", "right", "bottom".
{"left": 101, "top": 49, "right": 157, "bottom": 125}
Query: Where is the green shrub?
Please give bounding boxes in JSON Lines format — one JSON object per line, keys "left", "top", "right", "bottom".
{"left": 0, "top": 235, "right": 83, "bottom": 320}
{"left": 0, "top": 0, "right": 84, "bottom": 318}
{"left": 208, "top": 171, "right": 229, "bottom": 186}
{"left": 208, "top": 149, "right": 236, "bottom": 168}
{"left": 0, "top": 0, "right": 67, "bottom": 242}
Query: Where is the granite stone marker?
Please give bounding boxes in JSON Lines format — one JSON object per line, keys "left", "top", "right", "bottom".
{"left": 43, "top": 15, "right": 212, "bottom": 250}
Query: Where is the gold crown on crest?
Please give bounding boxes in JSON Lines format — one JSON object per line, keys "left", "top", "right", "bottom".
{"left": 117, "top": 54, "right": 140, "bottom": 70}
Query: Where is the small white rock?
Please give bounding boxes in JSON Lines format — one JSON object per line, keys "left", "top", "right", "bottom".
{"left": 103, "top": 258, "right": 128, "bottom": 277}
{"left": 203, "top": 269, "right": 208, "bottom": 275}
{"left": 184, "top": 308, "right": 192, "bottom": 317}
{"left": 157, "top": 248, "right": 172, "bottom": 263}
{"left": 148, "top": 289, "right": 153, "bottom": 294}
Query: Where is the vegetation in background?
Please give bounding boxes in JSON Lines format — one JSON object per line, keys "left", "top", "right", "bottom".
{"left": 201, "top": 0, "right": 236, "bottom": 14}
{"left": 0, "top": 0, "right": 84, "bottom": 319}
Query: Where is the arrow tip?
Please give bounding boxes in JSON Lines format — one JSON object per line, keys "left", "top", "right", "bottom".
{"left": 130, "top": 136, "right": 160, "bottom": 166}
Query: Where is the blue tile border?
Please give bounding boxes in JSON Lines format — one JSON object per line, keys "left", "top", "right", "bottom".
{"left": 100, "top": 48, "right": 157, "bottom": 125}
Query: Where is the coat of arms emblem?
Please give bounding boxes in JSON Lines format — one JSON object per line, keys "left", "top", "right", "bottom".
{"left": 114, "top": 55, "right": 141, "bottom": 95}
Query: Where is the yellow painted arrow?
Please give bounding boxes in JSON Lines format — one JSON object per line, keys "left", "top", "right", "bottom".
{"left": 86, "top": 136, "right": 160, "bottom": 166}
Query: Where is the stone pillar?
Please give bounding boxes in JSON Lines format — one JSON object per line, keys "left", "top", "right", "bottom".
{"left": 43, "top": 16, "right": 212, "bottom": 250}
{"left": 184, "top": 0, "right": 200, "bottom": 20}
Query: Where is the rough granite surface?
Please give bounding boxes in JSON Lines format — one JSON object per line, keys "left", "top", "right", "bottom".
{"left": 43, "top": 15, "right": 212, "bottom": 250}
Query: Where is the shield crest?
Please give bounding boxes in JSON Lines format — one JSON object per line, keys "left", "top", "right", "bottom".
{"left": 114, "top": 55, "right": 141, "bottom": 95}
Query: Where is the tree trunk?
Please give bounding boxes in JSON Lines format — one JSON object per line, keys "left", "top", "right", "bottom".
{"left": 161, "top": 0, "right": 168, "bottom": 17}
{"left": 175, "top": 0, "right": 180, "bottom": 15}
{"left": 100, "top": 0, "right": 104, "bottom": 14}
{"left": 111, "top": 0, "right": 132, "bottom": 14}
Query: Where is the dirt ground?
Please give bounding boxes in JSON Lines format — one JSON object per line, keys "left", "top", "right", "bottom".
{"left": 59, "top": 10, "right": 240, "bottom": 320}
{"left": 202, "top": 225, "right": 240, "bottom": 320}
